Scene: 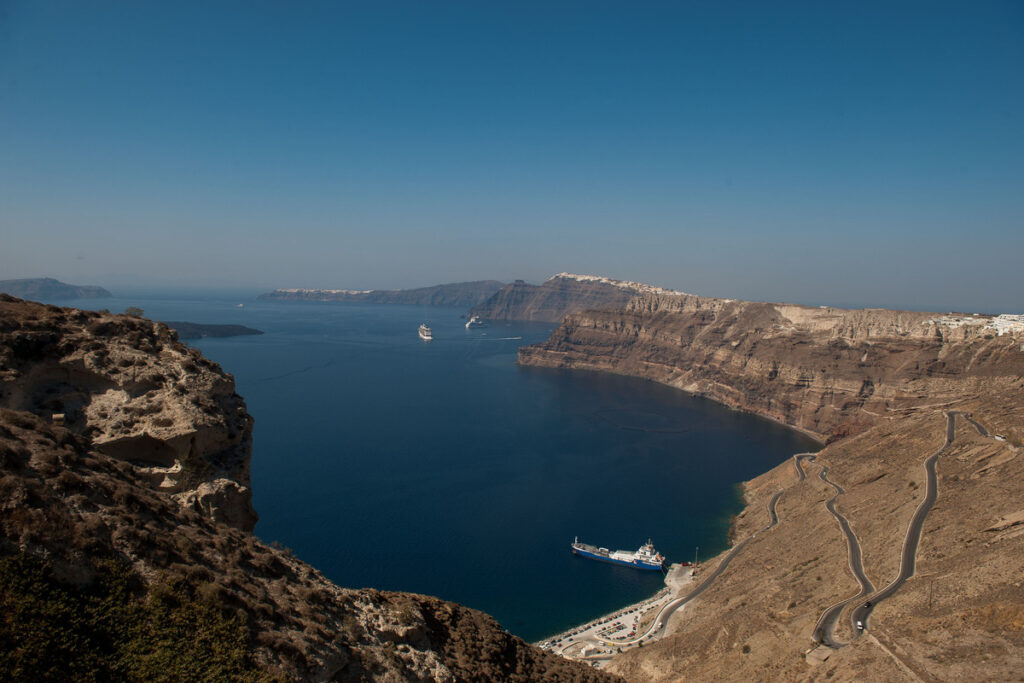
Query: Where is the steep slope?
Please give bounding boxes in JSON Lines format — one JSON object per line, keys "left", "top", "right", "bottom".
{"left": 519, "top": 287, "right": 1024, "bottom": 681}
{"left": 604, "top": 401, "right": 1024, "bottom": 682}
{"left": 259, "top": 280, "right": 505, "bottom": 308}
{"left": 0, "top": 296, "right": 617, "bottom": 682}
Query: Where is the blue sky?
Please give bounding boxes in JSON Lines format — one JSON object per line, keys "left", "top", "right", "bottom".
{"left": 1, "top": 1, "right": 1022, "bottom": 311}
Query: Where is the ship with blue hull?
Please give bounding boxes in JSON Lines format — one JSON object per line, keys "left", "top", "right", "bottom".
{"left": 571, "top": 537, "right": 666, "bottom": 571}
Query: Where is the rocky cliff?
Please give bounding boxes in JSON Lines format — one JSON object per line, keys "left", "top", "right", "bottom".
{"left": 520, "top": 291, "right": 1024, "bottom": 440}
{"left": 0, "top": 277, "right": 112, "bottom": 300}
{"left": 519, "top": 285, "right": 1024, "bottom": 682}
{"left": 468, "top": 274, "right": 656, "bottom": 322}
{"left": 0, "top": 295, "right": 257, "bottom": 531}
{"left": 260, "top": 280, "right": 506, "bottom": 308}
{"left": 0, "top": 295, "right": 616, "bottom": 682}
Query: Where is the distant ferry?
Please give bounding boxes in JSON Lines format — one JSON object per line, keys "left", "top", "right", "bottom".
{"left": 418, "top": 324, "right": 432, "bottom": 341}
{"left": 465, "top": 315, "right": 487, "bottom": 329}
{"left": 571, "top": 537, "right": 666, "bottom": 571}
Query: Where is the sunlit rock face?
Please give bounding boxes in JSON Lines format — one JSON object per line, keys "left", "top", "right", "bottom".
{"left": 520, "top": 289, "right": 1024, "bottom": 440}
{"left": 0, "top": 294, "right": 256, "bottom": 530}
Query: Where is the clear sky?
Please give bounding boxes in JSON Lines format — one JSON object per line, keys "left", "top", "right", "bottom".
{"left": 2, "top": 1, "right": 1022, "bottom": 312}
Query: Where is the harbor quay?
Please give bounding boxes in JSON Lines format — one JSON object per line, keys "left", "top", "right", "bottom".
{"left": 537, "top": 563, "right": 695, "bottom": 669}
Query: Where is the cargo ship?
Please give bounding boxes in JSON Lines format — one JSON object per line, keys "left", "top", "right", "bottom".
{"left": 571, "top": 537, "right": 666, "bottom": 571}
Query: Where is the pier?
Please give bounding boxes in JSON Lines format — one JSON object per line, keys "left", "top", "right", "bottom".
{"left": 537, "top": 563, "right": 695, "bottom": 668}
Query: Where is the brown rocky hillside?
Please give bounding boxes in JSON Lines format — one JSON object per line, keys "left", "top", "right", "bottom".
{"left": 0, "top": 295, "right": 617, "bottom": 682}
{"left": 520, "top": 289, "right": 1024, "bottom": 681}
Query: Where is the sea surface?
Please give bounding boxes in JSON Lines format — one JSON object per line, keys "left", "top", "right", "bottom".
{"left": 47, "top": 291, "right": 818, "bottom": 642}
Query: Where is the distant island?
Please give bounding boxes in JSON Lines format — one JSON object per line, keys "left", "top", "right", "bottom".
{"left": 161, "top": 321, "right": 264, "bottom": 340}
{"left": 259, "top": 280, "right": 506, "bottom": 308}
{"left": 0, "top": 277, "right": 112, "bottom": 300}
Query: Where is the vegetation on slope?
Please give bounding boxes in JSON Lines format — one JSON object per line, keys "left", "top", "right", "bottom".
{"left": 0, "top": 553, "right": 266, "bottom": 682}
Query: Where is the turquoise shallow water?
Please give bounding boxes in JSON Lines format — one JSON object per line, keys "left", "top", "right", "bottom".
{"left": 51, "top": 292, "right": 818, "bottom": 642}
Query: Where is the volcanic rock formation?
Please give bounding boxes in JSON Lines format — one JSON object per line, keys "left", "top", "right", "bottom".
{"left": 520, "top": 291, "right": 1024, "bottom": 440}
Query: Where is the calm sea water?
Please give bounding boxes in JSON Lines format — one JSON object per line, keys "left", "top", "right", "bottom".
{"left": 51, "top": 291, "right": 816, "bottom": 641}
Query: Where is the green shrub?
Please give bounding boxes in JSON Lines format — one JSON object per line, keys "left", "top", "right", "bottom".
{"left": 0, "top": 552, "right": 267, "bottom": 682}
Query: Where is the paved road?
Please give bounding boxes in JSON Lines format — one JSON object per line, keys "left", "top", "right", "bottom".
{"left": 794, "top": 453, "right": 817, "bottom": 481}
{"left": 604, "top": 481, "right": 793, "bottom": 648}
{"left": 849, "top": 411, "right": 958, "bottom": 631}
{"left": 961, "top": 413, "right": 990, "bottom": 437}
{"left": 811, "top": 464, "right": 875, "bottom": 645}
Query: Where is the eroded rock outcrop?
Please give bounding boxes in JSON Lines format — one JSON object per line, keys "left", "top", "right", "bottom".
{"left": 0, "top": 295, "right": 256, "bottom": 531}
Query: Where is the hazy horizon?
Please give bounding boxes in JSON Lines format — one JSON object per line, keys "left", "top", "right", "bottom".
{"left": 3, "top": 2, "right": 1022, "bottom": 313}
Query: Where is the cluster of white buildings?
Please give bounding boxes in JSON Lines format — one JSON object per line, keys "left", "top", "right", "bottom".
{"left": 986, "top": 314, "right": 1024, "bottom": 336}
{"left": 928, "top": 313, "right": 1024, "bottom": 337}
{"left": 273, "top": 288, "right": 374, "bottom": 295}
{"left": 553, "top": 272, "right": 694, "bottom": 298}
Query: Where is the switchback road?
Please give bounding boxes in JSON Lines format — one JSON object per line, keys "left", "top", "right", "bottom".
{"left": 811, "top": 464, "right": 875, "bottom": 645}
{"left": 601, "top": 461, "right": 807, "bottom": 648}
{"left": 850, "top": 411, "right": 960, "bottom": 631}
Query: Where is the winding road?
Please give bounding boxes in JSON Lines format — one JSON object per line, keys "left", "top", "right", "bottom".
{"left": 811, "top": 465, "right": 875, "bottom": 645}
{"left": 599, "top": 452, "right": 819, "bottom": 648}
{"left": 961, "top": 413, "right": 990, "bottom": 438}
{"left": 848, "top": 411, "right": 958, "bottom": 631}
{"left": 559, "top": 410, "right": 1002, "bottom": 665}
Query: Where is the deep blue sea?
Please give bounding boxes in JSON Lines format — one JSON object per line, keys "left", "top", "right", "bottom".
{"left": 49, "top": 291, "right": 817, "bottom": 642}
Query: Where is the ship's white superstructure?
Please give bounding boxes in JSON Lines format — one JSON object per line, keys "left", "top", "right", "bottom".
{"left": 570, "top": 537, "right": 665, "bottom": 571}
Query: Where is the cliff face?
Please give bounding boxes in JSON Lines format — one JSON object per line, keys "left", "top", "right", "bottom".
{"left": 0, "top": 295, "right": 616, "bottom": 682}
{"left": 468, "top": 274, "right": 646, "bottom": 322}
{"left": 260, "top": 280, "right": 506, "bottom": 308}
{"left": 520, "top": 291, "right": 1024, "bottom": 440}
{"left": 0, "top": 295, "right": 257, "bottom": 531}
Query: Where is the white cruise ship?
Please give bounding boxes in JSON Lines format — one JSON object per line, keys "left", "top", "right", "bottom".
{"left": 418, "top": 324, "right": 432, "bottom": 341}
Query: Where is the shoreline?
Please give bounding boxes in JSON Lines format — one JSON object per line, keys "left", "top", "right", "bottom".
{"left": 537, "top": 563, "right": 696, "bottom": 667}
{"left": 517, "top": 357, "right": 828, "bottom": 446}
{"left": 517, "top": 364, "right": 820, "bottom": 667}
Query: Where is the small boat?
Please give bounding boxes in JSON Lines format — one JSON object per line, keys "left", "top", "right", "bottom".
{"left": 418, "top": 324, "right": 432, "bottom": 341}
{"left": 465, "top": 315, "right": 487, "bottom": 329}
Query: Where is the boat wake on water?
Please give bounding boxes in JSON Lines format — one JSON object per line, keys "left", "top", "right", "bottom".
{"left": 444, "top": 336, "right": 524, "bottom": 342}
